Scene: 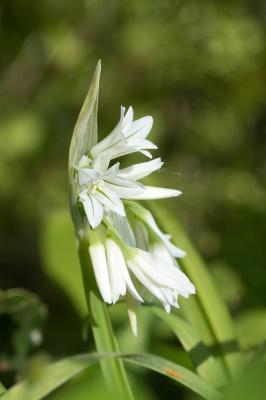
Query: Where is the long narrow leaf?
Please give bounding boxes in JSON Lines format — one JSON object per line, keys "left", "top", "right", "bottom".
{"left": 0, "top": 354, "right": 103, "bottom": 400}
{"left": 148, "top": 202, "right": 245, "bottom": 378}
{"left": 1, "top": 353, "right": 222, "bottom": 400}
{"left": 153, "top": 307, "right": 227, "bottom": 387}
{"left": 124, "top": 353, "right": 223, "bottom": 400}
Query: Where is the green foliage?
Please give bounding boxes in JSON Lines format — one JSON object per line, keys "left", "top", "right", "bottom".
{"left": 1, "top": 0, "right": 266, "bottom": 398}
{"left": 0, "top": 352, "right": 223, "bottom": 400}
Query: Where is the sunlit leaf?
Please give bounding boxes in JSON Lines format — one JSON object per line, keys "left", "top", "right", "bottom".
{"left": 148, "top": 202, "right": 245, "bottom": 378}
{"left": 153, "top": 307, "right": 227, "bottom": 387}
{"left": 1, "top": 352, "right": 222, "bottom": 400}
{"left": 125, "top": 353, "right": 222, "bottom": 400}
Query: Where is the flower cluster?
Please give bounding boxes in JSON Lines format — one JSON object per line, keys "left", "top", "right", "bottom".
{"left": 76, "top": 106, "right": 180, "bottom": 229}
{"left": 70, "top": 107, "right": 195, "bottom": 332}
{"left": 69, "top": 64, "right": 195, "bottom": 334}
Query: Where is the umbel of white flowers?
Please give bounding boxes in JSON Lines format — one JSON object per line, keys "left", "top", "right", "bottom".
{"left": 69, "top": 61, "right": 195, "bottom": 335}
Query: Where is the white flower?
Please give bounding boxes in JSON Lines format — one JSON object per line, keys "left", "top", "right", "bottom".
{"left": 89, "top": 236, "right": 143, "bottom": 305}
{"left": 126, "top": 247, "right": 195, "bottom": 314}
{"left": 77, "top": 152, "right": 180, "bottom": 229}
{"left": 127, "top": 201, "right": 186, "bottom": 260}
{"left": 88, "top": 232, "right": 195, "bottom": 320}
{"left": 90, "top": 106, "right": 156, "bottom": 161}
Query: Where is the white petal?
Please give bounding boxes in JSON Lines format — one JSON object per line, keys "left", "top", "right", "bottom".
{"left": 139, "top": 149, "right": 152, "bottom": 159}
{"left": 90, "top": 106, "right": 126, "bottom": 158}
{"left": 164, "top": 240, "right": 186, "bottom": 258}
{"left": 129, "top": 186, "right": 182, "bottom": 200}
{"left": 104, "top": 176, "right": 145, "bottom": 199}
{"left": 133, "top": 207, "right": 186, "bottom": 258}
{"left": 89, "top": 243, "right": 112, "bottom": 303}
{"left": 106, "top": 238, "right": 127, "bottom": 303}
{"left": 131, "top": 251, "right": 178, "bottom": 289}
{"left": 91, "top": 153, "right": 111, "bottom": 173}
{"left": 127, "top": 260, "right": 167, "bottom": 304}
{"left": 94, "top": 185, "right": 126, "bottom": 216}
{"left": 129, "top": 249, "right": 195, "bottom": 297}
{"left": 78, "top": 168, "right": 100, "bottom": 186}
{"left": 104, "top": 162, "right": 120, "bottom": 178}
{"left": 122, "top": 106, "right": 134, "bottom": 134}
{"left": 106, "top": 240, "right": 142, "bottom": 302}
{"left": 127, "top": 138, "right": 157, "bottom": 150}
{"left": 134, "top": 221, "right": 149, "bottom": 250}
{"left": 79, "top": 192, "right": 104, "bottom": 228}
{"left": 122, "top": 266, "right": 143, "bottom": 303}
{"left": 153, "top": 258, "right": 196, "bottom": 296}
{"left": 164, "top": 303, "right": 171, "bottom": 313}
{"left": 126, "top": 116, "right": 153, "bottom": 139}
{"left": 149, "top": 242, "right": 175, "bottom": 264}
{"left": 106, "top": 145, "right": 147, "bottom": 160}
{"left": 126, "top": 293, "right": 138, "bottom": 336}
{"left": 119, "top": 158, "right": 163, "bottom": 181}
{"left": 77, "top": 155, "right": 91, "bottom": 169}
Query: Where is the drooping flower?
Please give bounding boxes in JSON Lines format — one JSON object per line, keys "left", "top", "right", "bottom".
{"left": 87, "top": 224, "right": 195, "bottom": 334}
{"left": 126, "top": 201, "right": 186, "bottom": 259}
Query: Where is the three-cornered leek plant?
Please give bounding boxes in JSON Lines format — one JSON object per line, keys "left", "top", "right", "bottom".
{"left": 68, "top": 62, "right": 195, "bottom": 334}
{"left": 68, "top": 61, "right": 196, "bottom": 398}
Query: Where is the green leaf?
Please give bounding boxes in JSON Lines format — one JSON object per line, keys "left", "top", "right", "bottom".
{"left": 1, "top": 353, "right": 222, "bottom": 400}
{"left": 153, "top": 307, "right": 227, "bottom": 387}
{"left": 0, "top": 353, "right": 104, "bottom": 400}
{"left": 124, "top": 353, "right": 222, "bottom": 400}
{"left": 148, "top": 202, "right": 245, "bottom": 379}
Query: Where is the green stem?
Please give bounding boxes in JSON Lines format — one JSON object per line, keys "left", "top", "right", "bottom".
{"left": 78, "top": 234, "right": 134, "bottom": 400}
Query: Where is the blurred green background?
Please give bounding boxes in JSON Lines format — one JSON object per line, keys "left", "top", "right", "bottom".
{"left": 1, "top": 0, "right": 266, "bottom": 399}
